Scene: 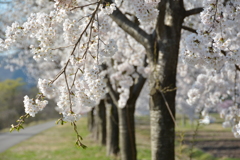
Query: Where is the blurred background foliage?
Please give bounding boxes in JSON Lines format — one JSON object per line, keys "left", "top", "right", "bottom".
{"left": 0, "top": 78, "right": 58, "bottom": 130}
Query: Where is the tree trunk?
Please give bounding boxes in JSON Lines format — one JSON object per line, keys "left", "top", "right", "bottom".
{"left": 118, "top": 103, "right": 136, "bottom": 160}
{"left": 107, "top": 1, "right": 188, "bottom": 159}
{"left": 149, "top": 85, "right": 176, "bottom": 160}
{"left": 117, "top": 77, "right": 146, "bottom": 160}
{"left": 87, "top": 108, "right": 94, "bottom": 132}
{"left": 105, "top": 95, "right": 119, "bottom": 156}
{"left": 105, "top": 71, "right": 145, "bottom": 160}
{"left": 93, "top": 100, "right": 106, "bottom": 145}
{"left": 148, "top": 1, "right": 185, "bottom": 160}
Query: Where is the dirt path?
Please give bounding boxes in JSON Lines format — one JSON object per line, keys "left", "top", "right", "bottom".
{"left": 0, "top": 121, "right": 55, "bottom": 153}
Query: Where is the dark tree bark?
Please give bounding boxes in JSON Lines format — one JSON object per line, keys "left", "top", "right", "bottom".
{"left": 118, "top": 103, "right": 136, "bottom": 160}
{"left": 117, "top": 75, "right": 146, "bottom": 160}
{"left": 106, "top": 72, "right": 145, "bottom": 160}
{"left": 148, "top": 1, "right": 185, "bottom": 160}
{"left": 87, "top": 108, "right": 94, "bottom": 133}
{"left": 105, "top": 94, "right": 119, "bottom": 156}
{"left": 93, "top": 100, "right": 107, "bottom": 145}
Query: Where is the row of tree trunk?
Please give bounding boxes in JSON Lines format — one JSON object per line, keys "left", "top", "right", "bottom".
{"left": 87, "top": 1, "right": 189, "bottom": 160}
{"left": 88, "top": 94, "right": 138, "bottom": 160}
{"left": 88, "top": 96, "right": 120, "bottom": 157}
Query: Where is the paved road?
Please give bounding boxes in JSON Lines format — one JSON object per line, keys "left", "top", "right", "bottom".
{"left": 0, "top": 121, "right": 55, "bottom": 153}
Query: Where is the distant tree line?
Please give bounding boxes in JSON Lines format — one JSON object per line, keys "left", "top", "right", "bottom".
{"left": 0, "top": 78, "right": 58, "bottom": 130}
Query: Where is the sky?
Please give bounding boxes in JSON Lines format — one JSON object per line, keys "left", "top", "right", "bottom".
{"left": 0, "top": 1, "right": 11, "bottom": 13}
{"left": 0, "top": 1, "right": 35, "bottom": 86}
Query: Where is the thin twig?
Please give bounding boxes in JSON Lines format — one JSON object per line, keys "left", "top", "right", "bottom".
{"left": 49, "top": 1, "right": 101, "bottom": 84}
{"left": 82, "top": 18, "right": 95, "bottom": 59}
{"left": 64, "top": 71, "right": 73, "bottom": 113}
{"left": 70, "top": 68, "right": 80, "bottom": 89}
{"left": 159, "top": 90, "right": 178, "bottom": 127}
{"left": 70, "top": 2, "right": 99, "bottom": 11}
{"left": 182, "top": 25, "right": 197, "bottom": 34}
{"left": 72, "top": 122, "right": 87, "bottom": 149}
{"left": 185, "top": 7, "right": 203, "bottom": 17}
{"left": 51, "top": 44, "right": 74, "bottom": 50}
{"left": 96, "top": 12, "right": 100, "bottom": 64}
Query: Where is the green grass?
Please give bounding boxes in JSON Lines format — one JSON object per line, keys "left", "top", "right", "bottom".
{"left": 0, "top": 118, "right": 113, "bottom": 160}
{"left": 175, "top": 113, "right": 232, "bottom": 132}
{"left": 174, "top": 113, "right": 238, "bottom": 160}
{"left": 0, "top": 115, "right": 238, "bottom": 160}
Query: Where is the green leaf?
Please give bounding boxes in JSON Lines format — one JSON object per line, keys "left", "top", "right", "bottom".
{"left": 10, "top": 128, "right": 14, "bottom": 132}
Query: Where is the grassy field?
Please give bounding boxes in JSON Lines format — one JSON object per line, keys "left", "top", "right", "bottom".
{"left": 0, "top": 116, "right": 239, "bottom": 160}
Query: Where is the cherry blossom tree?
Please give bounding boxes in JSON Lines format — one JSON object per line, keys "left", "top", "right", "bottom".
{"left": 1, "top": 0, "right": 240, "bottom": 160}
{"left": 183, "top": 0, "right": 240, "bottom": 138}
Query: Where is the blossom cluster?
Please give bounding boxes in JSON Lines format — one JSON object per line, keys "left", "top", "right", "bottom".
{"left": 38, "top": 79, "right": 55, "bottom": 99}
{"left": 179, "top": 61, "right": 240, "bottom": 137}
{"left": 70, "top": 55, "right": 86, "bottom": 68}
{"left": 180, "top": 0, "right": 240, "bottom": 138}
{"left": 100, "top": 39, "right": 118, "bottom": 57}
{"left": 54, "top": 66, "right": 106, "bottom": 122}
{"left": 63, "top": 19, "right": 82, "bottom": 44}
{"left": 100, "top": 3, "right": 116, "bottom": 15}
{"left": 182, "top": 0, "right": 240, "bottom": 71}
{"left": 130, "top": 0, "right": 159, "bottom": 24}
{"left": 118, "top": 76, "right": 133, "bottom": 108}
{"left": 0, "top": 0, "right": 124, "bottom": 124}
{"left": 0, "top": 10, "right": 68, "bottom": 61}
{"left": 232, "top": 122, "right": 240, "bottom": 138}
{"left": 54, "top": 0, "right": 78, "bottom": 11}
{"left": 23, "top": 95, "right": 48, "bottom": 117}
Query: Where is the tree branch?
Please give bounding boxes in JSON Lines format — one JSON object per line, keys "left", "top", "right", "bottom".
{"left": 106, "top": 77, "right": 119, "bottom": 107}
{"left": 156, "top": 0, "right": 167, "bottom": 38}
{"left": 235, "top": 64, "right": 240, "bottom": 71}
{"left": 109, "top": 8, "right": 151, "bottom": 49}
{"left": 129, "top": 75, "right": 146, "bottom": 105}
{"left": 185, "top": 7, "right": 203, "bottom": 17}
{"left": 181, "top": 25, "right": 197, "bottom": 34}
{"left": 129, "top": 55, "right": 147, "bottom": 104}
